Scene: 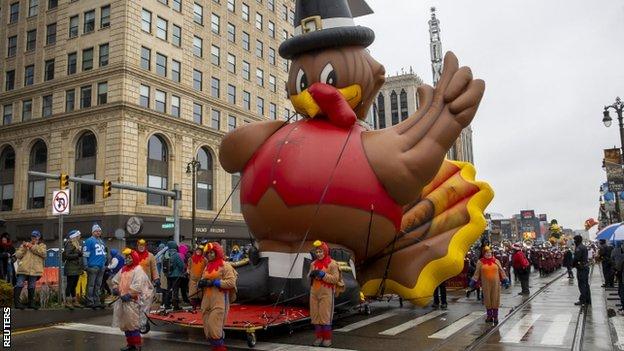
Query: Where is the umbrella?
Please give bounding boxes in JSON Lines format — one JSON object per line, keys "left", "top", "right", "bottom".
{"left": 595, "top": 223, "right": 622, "bottom": 241}
{"left": 613, "top": 226, "right": 624, "bottom": 241}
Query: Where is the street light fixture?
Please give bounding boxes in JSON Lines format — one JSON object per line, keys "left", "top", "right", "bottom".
{"left": 602, "top": 96, "right": 624, "bottom": 222}
{"left": 603, "top": 109, "right": 612, "bottom": 127}
{"left": 186, "top": 158, "right": 201, "bottom": 246}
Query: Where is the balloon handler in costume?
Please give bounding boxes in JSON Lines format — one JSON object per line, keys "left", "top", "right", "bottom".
{"left": 470, "top": 246, "right": 509, "bottom": 324}
{"left": 309, "top": 240, "right": 343, "bottom": 347}
{"left": 198, "top": 242, "right": 238, "bottom": 351}
{"left": 188, "top": 244, "right": 208, "bottom": 310}
{"left": 218, "top": 0, "right": 492, "bottom": 307}
{"left": 136, "top": 239, "right": 159, "bottom": 288}
{"left": 111, "top": 249, "right": 154, "bottom": 351}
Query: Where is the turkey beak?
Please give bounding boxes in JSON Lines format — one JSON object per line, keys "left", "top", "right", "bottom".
{"left": 290, "top": 84, "right": 362, "bottom": 118}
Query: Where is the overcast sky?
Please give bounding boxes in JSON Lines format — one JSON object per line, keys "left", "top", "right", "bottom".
{"left": 357, "top": 0, "right": 624, "bottom": 231}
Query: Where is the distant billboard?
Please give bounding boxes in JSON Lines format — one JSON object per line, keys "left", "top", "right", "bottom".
{"left": 539, "top": 214, "right": 547, "bottom": 222}
{"left": 521, "top": 210, "right": 535, "bottom": 219}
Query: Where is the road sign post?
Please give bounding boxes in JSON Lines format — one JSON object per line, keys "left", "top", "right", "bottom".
{"left": 52, "top": 189, "right": 70, "bottom": 304}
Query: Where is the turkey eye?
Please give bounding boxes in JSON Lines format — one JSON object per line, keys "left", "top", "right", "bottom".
{"left": 295, "top": 68, "right": 308, "bottom": 94}
{"left": 320, "top": 63, "right": 337, "bottom": 87}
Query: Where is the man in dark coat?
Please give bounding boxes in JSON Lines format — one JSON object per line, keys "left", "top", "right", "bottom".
{"left": 573, "top": 235, "right": 591, "bottom": 306}
{"left": 563, "top": 247, "right": 574, "bottom": 279}
{"left": 598, "top": 239, "right": 614, "bottom": 288}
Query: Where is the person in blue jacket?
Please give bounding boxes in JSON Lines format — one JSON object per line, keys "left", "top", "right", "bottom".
{"left": 83, "top": 224, "right": 107, "bottom": 308}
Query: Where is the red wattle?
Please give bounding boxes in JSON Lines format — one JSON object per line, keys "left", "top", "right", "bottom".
{"left": 308, "top": 83, "right": 357, "bottom": 129}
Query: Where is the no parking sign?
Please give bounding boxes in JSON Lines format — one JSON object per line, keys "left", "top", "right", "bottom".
{"left": 52, "top": 189, "right": 70, "bottom": 215}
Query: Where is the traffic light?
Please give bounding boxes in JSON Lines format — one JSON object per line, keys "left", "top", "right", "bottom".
{"left": 60, "top": 173, "right": 69, "bottom": 190}
{"left": 103, "top": 180, "right": 112, "bottom": 198}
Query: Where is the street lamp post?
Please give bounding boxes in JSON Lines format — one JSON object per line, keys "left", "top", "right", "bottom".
{"left": 186, "top": 158, "right": 201, "bottom": 246}
{"left": 602, "top": 96, "right": 624, "bottom": 222}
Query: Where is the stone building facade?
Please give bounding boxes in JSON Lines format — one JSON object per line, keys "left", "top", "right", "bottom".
{"left": 0, "top": 0, "right": 295, "bottom": 245}
{"left": 370, "top": 71, "right": 423, "bottom": 129}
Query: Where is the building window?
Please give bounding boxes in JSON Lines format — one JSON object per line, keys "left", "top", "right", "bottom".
{"left": 256, "top": 97, "right": 264, "bottom": 116}
{"left": 139, "top": 84, "right": 150, "bottom": 107}
{"left": 269, "top": 102, "right": 276, "bottom": 120}
{"left": 22, "top": 99, "right": 33, "bottom": 120}
{"left": 390, "top": 90, "right": 399, "bottom": 125}
{"left": 242, "top": 61, "right": 250, "bottom": 80}
{"left": 147, "top": 135, "right": 168, "bottom": 206}
{"left": 227, "top": 84, "right": 236, "bottom": 104}
{"left": 7, "top": 36, "right": 17, "bottom": 57}
{"left": 242, "top": 31, "right": 250, "bottom": 51}
{"left": 193, "top": 69, "right": 202, "bottom": 91}
{"left": 65, "top": 89, "right": 75, "bottom": 112}
{"left": 24, "top": 65, "right": 35, "bottom": 86}
{"left": 97, "top": 82, "right": 108, "bottom": 104}
{"left": 211, "top": 109, "right": 220, "bottom": 129}
{"left": 227, "top": 0, "right": 235, "bottom": 12}
{"left": 227, "top": 54, "right": 236, "bottom": 73}
{"left": 82, "top": 47, "right": 94, "bottom": 71}
{"left": 3, "top": 105, "right": 13, "bottom": 125}
{"left": 9, "top": 3, "right": 19, "bottom": 24}
{"left": 227, "top": 23, "right": 235, "bottom": 42}
{"left": 228, "top": 115, "right": 236, "bottom": 131}
{"left": 399, "top": 89, "right": 408, "bottom": 121}
{"left": 255, "top": 12, "right": 263, "bottom": 30}
{"left": 0, "top": 146, "right": 15, "bottom": 211}
{"left": 268, "top": 20, "right": 275, "bottom": 38}
{"left": 101, "top": 5, "right": 110, "bottom": 28}
{"left": 196, "top": 147, "right": 213, "bottom": 210}
{"left": 241, "top": 3, "right": 250, "bottom": 22}
{"left": 211, "top": 45, "right": 220, "bottom": 66}
{"left": 288, "top": 9, "right": 295, "bottom": 25}
{"left": 141, "top": 9, "right": 152, "bottom": 33}
{"left": 211, "top": 13, "right": 220, "bottom": 34}
{"left": 193, "top": 102, "right": 203, "bottom": 124}
{"left": 99, "top": 43, "right": 109, "bottom": 67}
{"left": 5, "top": 71, "right": 15, "bottom": 91}
{"left": 44, "top": 59, "right": 55, "bottom": 81}
{"left": 26, "top": 29, "right": 37, "bottom": 51}
{"left": 172, "top": 60, "right": 180, "bottom": 82}
{"left": 256, "top": 68, "right": 264, "bottom": 86}
{"left": 171, "top": 95, "right": 180, "bottom": 117}
{"left": 172, "top": 24, "right": 181, "bottom": 46}
{"left": 48, "top": 0, "right": 58, "bottom": 9}
{"left": 28, "top": 0, "right": 38, "bottom": 17}
{"left": 269, "top": 75, "right": 276, "bottom": 92}
{"left": 267, "top": 0, "right": 274, "bottom": 11}
{"left": 173, "top": 0, "right": 181, "bottom": 12}
{"left": 80, "top": 85, "right": 92, "bottom": 108}
{"left": 69, "top": 16, "right": 79, "bottom": 38}
{"left": 284, "top": 107, "right": 290, "bottom": 120}
{"left": 255, "top": 40, "right": 263, "bottom": 58}
{"left": 46, "top": 23, "right": 57, "bottom": 45}
{"left": 231, "top": 173, "right": 241, "bottom": 213}
{"left": 156, "top": 53, "right": 167, "bottom": 76}
{"left": 376, "top": 94, "right": 386, "bottom": 129}
{"left": 158, "top": 0, "right": 168, "bottom": 5}
{"left": 243, "top": 91, "right": 250, "bottom": 110}
{"left": 155, "top": 90, "right": 166, "bottom": 113}
{"left": 193, "top": 36, "right": 203, "bottom": 57}
{"left": 28, "top": 140, "right": 47, "bottom": 209}
{"left": 84, "top": 10, "right": 95, "bottom": 33}
{"left": 156, "top": 17, "right": 168, "bottom": 40}
{"left": 268, "top": 48, "right": 276, "bottom": 65}
{"left": 141, "top": 47, "right": 151, "bottom": 70}
{"left": 75, "top": 132, "right": 96, "bottom": 205}
{"left": 67, "top": 52, "right": 77, "bottom": 74}
{"left": 193, "top": 3, "right": 203, "bottom": 25}
{"left": 211, "top": 77, "right": 220, "bottom": 98}
{"left": 42, "top": 94, "right": 53, "bottom": 117}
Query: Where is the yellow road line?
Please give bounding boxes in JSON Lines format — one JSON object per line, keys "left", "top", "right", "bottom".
{"left": 12, "top": 324, "right": 59, "bottom": 336}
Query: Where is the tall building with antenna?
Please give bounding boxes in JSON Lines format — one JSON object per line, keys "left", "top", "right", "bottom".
{"left": 428, "top": 7, "right": 474, "bottom": 163}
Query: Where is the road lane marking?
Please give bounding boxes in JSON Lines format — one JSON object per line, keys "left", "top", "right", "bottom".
{"left": 500, "top": 313, "right": 541, "bottom": 343}
{"left": 335, "top": 311, "right": 399, "bottom": 332}
{"left": 54, "top": 323, "right": 357, "bottom": 351}
{"left": 379, "top": 310, "right": 446, "bottom": 336}
{"left": 540, "top": 313, "right": 572, "bottom": 346}
{"left": 428, "top": 311, "right": 484, "bottom": 339}
{"left": 613, "top": 316, "right": 624, "bottom": 350}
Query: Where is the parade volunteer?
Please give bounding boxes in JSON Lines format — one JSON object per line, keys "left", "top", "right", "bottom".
{"left": 471, "top": 246, "right": 509, "bottom": 324}
{"left": 309, "top": 240, "right": 342, "bottom": 347}
{"left": 136, "top": 239, "right": 159, "bottom": 286}
{"left": 111, "top": 249, "right": 154, "bottom": 351}
{"left": 198, "top": 242, "right": 237, "bottom": 351}
{"left": 187, "top": 244, "right": 208, "bottom": 310}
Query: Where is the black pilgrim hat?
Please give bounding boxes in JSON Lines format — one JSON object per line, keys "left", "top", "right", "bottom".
{"left": 278, "top": 0, "right": 375, "bottom": 60}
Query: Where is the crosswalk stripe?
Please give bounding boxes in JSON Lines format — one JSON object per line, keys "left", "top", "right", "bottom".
{"left": 379, "top": 310, "right": 446, "bottom": 336}
{"left": 53, "top": 323, "right": 357, "bottom": 351}
{"left": 500, "top": 313, "right": 541, "bottom": 343}
{"left": 539, "top": 313, "right": 572, "bottom": 345}
{"left": 335, "top": 311, "right": 399, "bottom": 332}
{"left": 428, "top": 311, "right": 484, "bottom": 339}
{"left": 613, "top": 316, "right": 624, "bottom": 350}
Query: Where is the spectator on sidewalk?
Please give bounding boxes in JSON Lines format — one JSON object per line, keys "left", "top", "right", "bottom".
{"left": 0, "top": 233, "right": 15, "bottom": 284}
{"left": 512, "top": 244, "right": 531, "bottom": 295}
{"left": 598, "top": 239, "right": 615, "bottom": 288}
{"left": 162, "top": 241, "right": 185, "bottom": 310}
{"left": 573, "top": 235, "right": 591, "bottom": 306}
{"left": 611, "top": 241, "right": 624, "bottom": 313}
{"left": 14, "top": 230, "right": 46, "bottom": 310}
{"left": 178, "top": 243, "right": 191, "bottom": 305}
{"left": 63, "top": 229, "right": 84, "bottom": 309}
{"left": 83, "top": 224, "right": 107, "bottom": 308}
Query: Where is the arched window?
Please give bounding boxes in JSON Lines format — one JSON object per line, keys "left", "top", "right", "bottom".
{"left": 377, "top": 93, "right": 386, "bottom": 129}
{"left": 0, "top": 146, "right": 15, "bottom": 211}
{"left": 147, "top": 135, "right": 168, "bottom": 206}
{"left": 400, "top": 89, "right": 408, "bottom": 121}
{"left": 75, "top": 131, "right": 97, "bottom": 205}
{"left": 28, "top": 140, "right": 47, "bottom": 209}
{"left": 231, "top": 173, "right": 241, "bottom": 213}
{"left": 390, "top": 90, "right": 399, "bottom": 125}
{"left": 196, "top": 147, "right": 213, "bottom": 210}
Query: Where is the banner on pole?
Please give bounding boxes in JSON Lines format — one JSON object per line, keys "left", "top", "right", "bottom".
{"left": 52, "top": 190, "right": 70, "bottom": 215}
{"left": 605, "top": 148, "right": 624, "bottom": 193}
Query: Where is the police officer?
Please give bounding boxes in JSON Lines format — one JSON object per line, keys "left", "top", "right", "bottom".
{"left": 573, "top": 235, "right": 591, "bottom": 306}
